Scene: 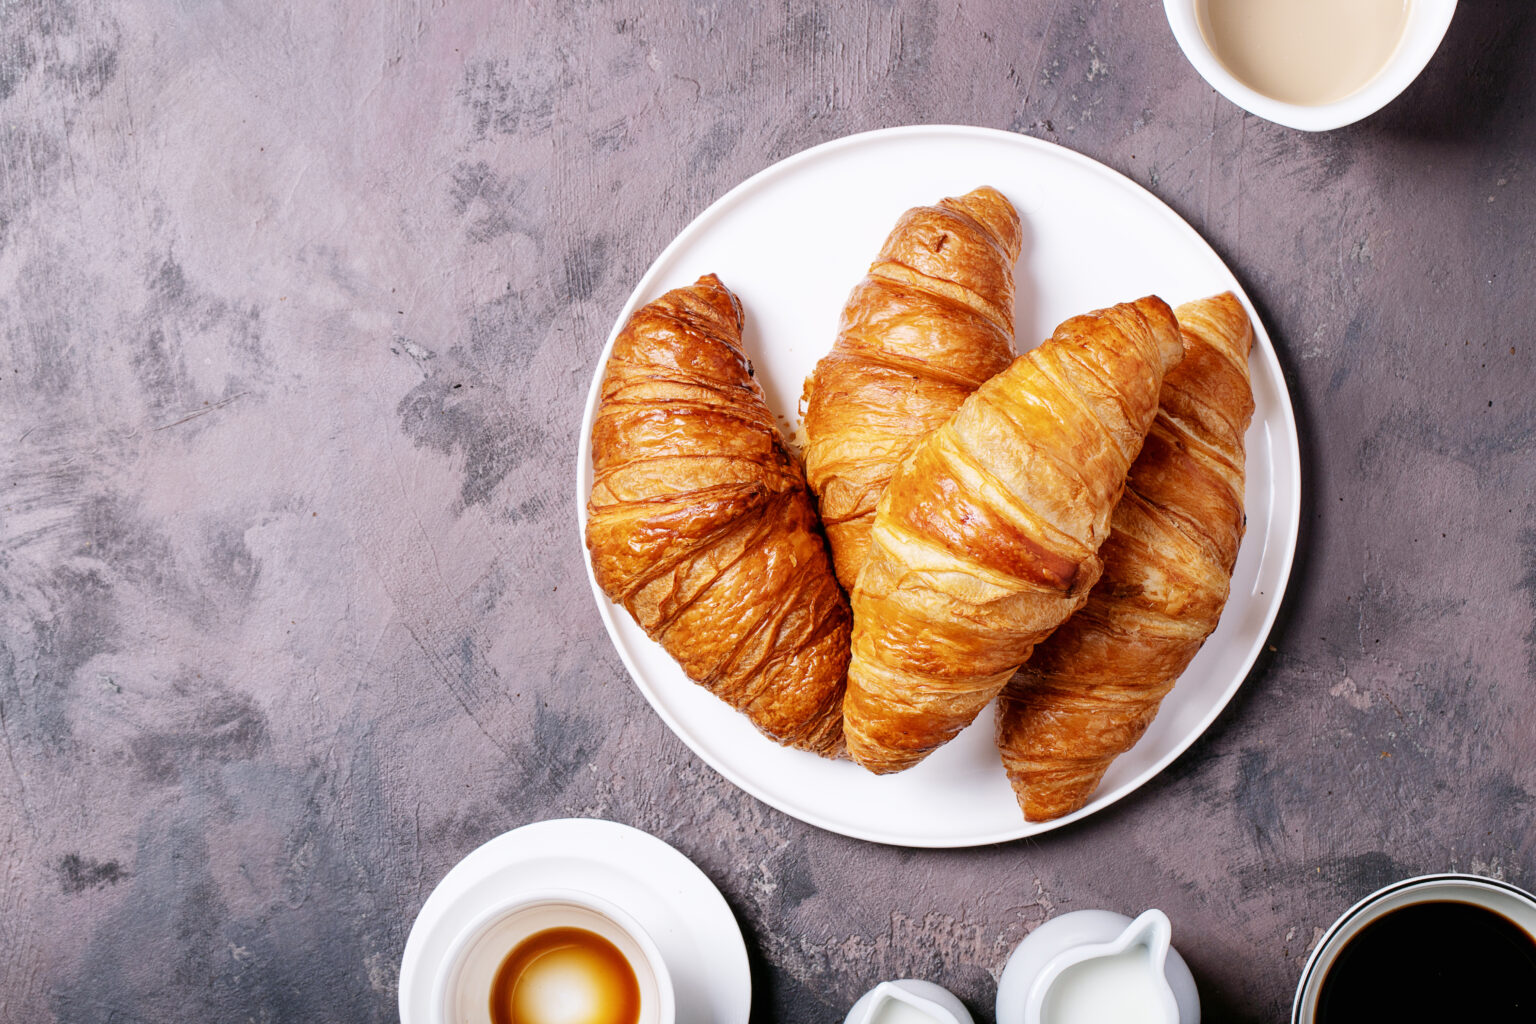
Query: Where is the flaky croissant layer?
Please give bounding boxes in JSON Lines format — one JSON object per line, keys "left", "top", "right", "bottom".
{"left": 586, "top": 274, "right": 851, "bottom": 756}
{"left": 803, "top": 186, "right": 1023, "bottom": 590}
{"left": 996, "top": 292, "right": 1255, "bottom": 821}
{"left": 844, "top": 297, "right": 1185, "bottom": 774}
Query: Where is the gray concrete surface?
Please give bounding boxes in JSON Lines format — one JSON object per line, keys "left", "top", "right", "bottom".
{"left": 3, "top": 1, "right": 1535, "bottom": 1020}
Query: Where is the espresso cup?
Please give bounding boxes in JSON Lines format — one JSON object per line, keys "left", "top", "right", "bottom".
{"left": 432, "top": 887, "right": 675, "bottom": 1024}
{"left": 1291, "top": 873, "right": 1536, "bottom": 1023}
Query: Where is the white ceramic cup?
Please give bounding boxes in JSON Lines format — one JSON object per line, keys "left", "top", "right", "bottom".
{"left": 431, "top": 887, "right": 675, "bottom": 1024}
{"left": 1291, "top": 873, "right": 1536, "bottom": 1023}
{"left": 1162, "top": 0, "right": 1458, "bottom": 131}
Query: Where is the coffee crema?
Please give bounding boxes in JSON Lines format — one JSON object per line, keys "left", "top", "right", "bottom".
{"left": 1197, "top": 0, "right": 1411, "bottom": 107}
{"left": 489, "top": 926, "right": 640, "bottom": 1024}
{"left": 1315, "top": 900, "right": 1536, "bottom": 1021}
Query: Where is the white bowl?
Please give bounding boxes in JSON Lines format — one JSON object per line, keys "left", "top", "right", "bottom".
{"left": 432, "top": 887, "right": 676, "bottom": 1024}
{"left": 1163, "top": 0, "right": 1458, "bottom": 131}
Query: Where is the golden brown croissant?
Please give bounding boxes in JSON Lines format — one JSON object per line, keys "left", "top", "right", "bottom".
{"left": 802, "top": 186, "right": 1022, "bottom": 590}
{"left": 996, "top": 293, "right": 1255, "bottom": 820}
{"left": 585, "top": 274, "right": 850, "bottom": 756}
{"left": 844, "top": 297, "right": 1185, "bottom": 774}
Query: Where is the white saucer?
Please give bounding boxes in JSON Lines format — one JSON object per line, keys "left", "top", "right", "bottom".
{"left": 398, "top": 818, "right": 751, "bottom": 1024}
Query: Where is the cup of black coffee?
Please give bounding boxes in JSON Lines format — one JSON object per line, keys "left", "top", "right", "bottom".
{"left": 1292, "top": 873, "right": 1536, "bottom": 1023}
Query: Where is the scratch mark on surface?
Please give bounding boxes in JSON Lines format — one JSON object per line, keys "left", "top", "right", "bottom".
{"left": 400, "top": 619, "right": 510, "bottom": 758}
{"left": 1236, "top": 113, "right": 1246, "bottom": 248}
{"left": 0, "top": 698, "right": 34, "bottom": 825}
{"left": 1167, "top": 125, "right": 1221, "bottom": 173}
{"left": 383, "top": 421, "right": 452, "bottom": 598}
{"left": 152, "top": 392, "right": 250, "bottom": 431}
{"left": 1204, "top": 97, "right": 1217, "bottom": 226}
{"left": 1021, "top": 0, "right": 1061, "bottom": 106}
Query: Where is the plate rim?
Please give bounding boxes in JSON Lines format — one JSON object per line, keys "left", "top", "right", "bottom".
{"left": 572, "top": 123, "right": 1302, "bottom": 848}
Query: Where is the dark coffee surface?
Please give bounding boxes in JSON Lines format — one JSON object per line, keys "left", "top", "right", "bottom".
{"left": 1317, "top": 901, "right": 1536, "bottom": 1022}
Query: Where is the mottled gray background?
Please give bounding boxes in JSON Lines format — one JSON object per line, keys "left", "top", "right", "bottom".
{"left": 3, "top": 0, "right": 1534, "bottom": 1021}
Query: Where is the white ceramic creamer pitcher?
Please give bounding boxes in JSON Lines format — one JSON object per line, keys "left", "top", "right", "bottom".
{"left": 996, "top": 909, "right": 1200, "bottom": 1024}
{"left": 845, "top": 978, "right": 975, "bottom": 1024}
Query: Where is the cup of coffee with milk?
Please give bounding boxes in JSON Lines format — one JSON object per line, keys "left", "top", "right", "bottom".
{"left": 432, "top": 888, "right": 674, "bottom": 1024}
{"left": 1163, "top": 0, "right": 1458, "bottom": 130}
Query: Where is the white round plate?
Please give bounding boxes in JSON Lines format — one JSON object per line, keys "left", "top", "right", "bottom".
{"left": 398, "top": 818, "right": 750, "bottom": 1024}
{"left": 575, "top": 125, "right": 1301, "bottom": 848}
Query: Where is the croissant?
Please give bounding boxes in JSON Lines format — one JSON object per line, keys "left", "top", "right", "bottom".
{"left": 996, "top": 293, "right": 1255, "bottom": 820}
{"left": 844, "top": 297, "right": 1184, "bottom": 774}
{"left": 802, "top": 186, "right": 1022, "bottom": 589}
{"left": 585, "top": 274, "right": 850, "bottom": 756}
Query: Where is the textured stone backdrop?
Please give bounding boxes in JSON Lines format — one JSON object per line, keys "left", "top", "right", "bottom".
{"left": 2, "top": 1, "right": 1534, "bottom": 1021}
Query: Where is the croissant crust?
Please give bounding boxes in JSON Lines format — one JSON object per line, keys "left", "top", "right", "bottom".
{"left": 585, "top": 274, "right": 850, "bottom": 756}
{"left": 843, "top": 297, "right": 1184, "bottom": 774}
{"left": 996, "top": 292, "right": 1255, "bottom": 820}
{"left": 803, "top": 186, "right": 1023, "bottom": 589}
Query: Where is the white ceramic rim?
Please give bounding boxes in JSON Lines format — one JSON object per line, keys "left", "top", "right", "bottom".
{"left": 398, "top": 818, "right": 748, "bottom": 1024}
{"left": 1163, "top": 0, "right": 1458, "bottom": 131}
{"left": 1289, "top": 872, "right": 1536, "bottom": 1023}
{"left": 430, "top": 886, "right": 675, "bottom": 1024}
{"left": 402, "top": 822, "right": 749, "bottom": 1024}
{"left": 574, "top": 123, "right": 1303, "bottom": 847}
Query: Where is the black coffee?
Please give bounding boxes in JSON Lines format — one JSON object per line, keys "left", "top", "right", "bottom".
{"left": 1316, "top": 900, "right": 1536, "bottom": 1022}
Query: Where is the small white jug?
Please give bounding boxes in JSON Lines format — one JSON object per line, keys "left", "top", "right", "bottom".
{"left": 845, "top": 978, "right": 975, "bottom": 1024}
{"left": 996, "top": 909, "right": 1199, "bottom": 1024}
